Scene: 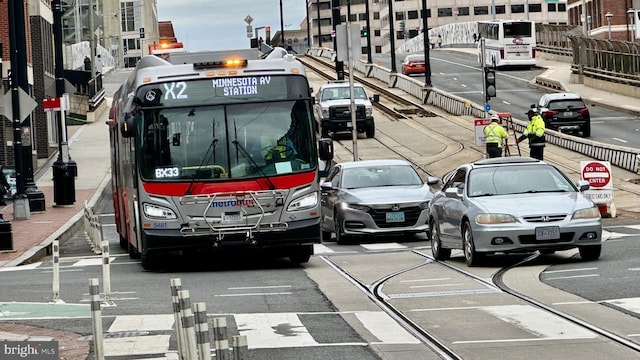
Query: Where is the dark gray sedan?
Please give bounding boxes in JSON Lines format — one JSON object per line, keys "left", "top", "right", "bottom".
{"left": 320, "top": 159, "right": 438, "bottom": 244}
{"left": 428, "top": 157, "right": 602, "bottom": 266}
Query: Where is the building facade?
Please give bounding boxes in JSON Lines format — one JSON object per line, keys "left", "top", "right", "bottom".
{"left": 307, "top": 0, "right": 570, "bottom": 54}
{"left": 567, "top": 0, "right": 640, "bottom": 41}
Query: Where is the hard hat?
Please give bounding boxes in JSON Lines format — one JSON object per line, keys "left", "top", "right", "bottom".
{"left": 526, "top": 109, "right": 536, "bottom": 116}
{"left": 490, "top": 114, "right": 500, "bottom": 122}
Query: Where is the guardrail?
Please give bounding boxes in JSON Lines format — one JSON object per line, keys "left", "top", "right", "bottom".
{"left": 305, "top": 48, "right": 640, "bottom": 174}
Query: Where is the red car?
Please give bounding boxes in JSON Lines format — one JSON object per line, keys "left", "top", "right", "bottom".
{"left": 401, "top": 54, "right": 426, "bottom": 76}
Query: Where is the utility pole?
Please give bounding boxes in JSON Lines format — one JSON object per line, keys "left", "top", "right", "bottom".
{"left": 9, "top": 0, "right": 45, "bottom": 217}
{"left": 364, "top": 0, "right": 372, "bottom": 63}
{"left": 389, "top": 0, "right": 397, "bottom": 72}
{"left": 332, "top": 0, "right": 344, "bottom": 80}
{"left": 422, "top": 0, "right": 432, "bottom": 86}
{"left": 52, "top": 0, "right": 77, "bottom": 206}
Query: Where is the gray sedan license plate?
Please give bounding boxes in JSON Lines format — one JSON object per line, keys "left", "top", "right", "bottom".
{"left": 386, "top": 212, "right": 405, "bottom": 223}
{"left": 536, "top": 226, "right": 560, "bottom": 240}
{"left": 222, "top": 211, "right": 244, "bottom": 224}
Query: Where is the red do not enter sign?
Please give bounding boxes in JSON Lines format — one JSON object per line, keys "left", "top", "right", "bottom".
{"left": 581, "top": 161, "right": 612, "bottom": 189}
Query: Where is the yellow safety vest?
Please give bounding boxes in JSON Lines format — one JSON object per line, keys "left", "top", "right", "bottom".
{"left": 484, "top": 122, "right": 508, "bottom": 147}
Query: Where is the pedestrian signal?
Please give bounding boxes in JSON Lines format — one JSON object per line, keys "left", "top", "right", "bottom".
{"left": 361, "top": 28, "right": 368, "bottom": 37}
{"left": 484, "top": 67, "right": 496, "bottom": 102}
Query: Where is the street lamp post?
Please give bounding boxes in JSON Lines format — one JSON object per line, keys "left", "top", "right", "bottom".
{"left": 279, "top": 0, "right": 285, "bottom": 46}
{"left": 421, "top": 0, "right": 432, "bottom": 86}
{"left": 605, "top": 12, "right": 613, "bottom": 40}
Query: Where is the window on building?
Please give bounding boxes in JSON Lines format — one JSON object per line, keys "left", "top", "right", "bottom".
{"left": 375, "top": 45, "right": 381, "bottom": 53}
{"left": 529, "top": 4, "right": 542, "bottom": 13}
{"left": 438, "top": 8, "right": 453, "bottom": 17}
{"left": 495, "top": 5, "right": 506, "bottom": 14}
{"left": 359, "top": 13, "right": 368, "bottom": 21}
{"left": 396, "top": 12, "right": 405, "bottom": 20}
{"left": 511, "top": 4, "right": 525, "bottom": 14}
{"left": 422, "top": 9, "right": 431, "bottom": 18}
{"left": 319, "top": 2, "right": 331, "bottom": 10}
{"left": 374, "top": 12, "right": 380, "bottom": 20}
{"left": 120, "top": 1, "right": 138, "bottom": 32}
{"left": 458, "top": 7, "right": 470, "bottom": 16}
{"left": 408, "top": 10, "right": 419, "bottom": 20}
{"left": 374, "top": 29, "right": 381, "bottom": 37}
{"left": 349, "top": 14, "right": 357, "bottom": 22}
{"left": 558, "top": 4, "right": 566, "bottom": 11}
{"left": 474, "top": 6, "right": 488, "bottom": 15}
{"left": 548, "top": 3, "right": 556, "bottom": 11}
{"left": 319, "top": 19, "right": 332, "bottom": 27}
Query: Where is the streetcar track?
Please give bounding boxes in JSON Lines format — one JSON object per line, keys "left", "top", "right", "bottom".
{"left": 320, "top": 248, "right": 640, "bottom": 359}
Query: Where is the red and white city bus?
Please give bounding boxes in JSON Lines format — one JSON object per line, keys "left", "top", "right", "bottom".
{"left": 477, "top": 19, "right": 536, "bottom": 68}
{"left": 108, "top": 49, "right": 333, "bottom": 270}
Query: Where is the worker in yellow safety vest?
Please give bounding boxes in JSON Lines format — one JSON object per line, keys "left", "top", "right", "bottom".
{"left": 517, "top": 109, "right": 546, "bottom": 160}
{"left": 484, "top": 114, "right": 509, "bottom": 158}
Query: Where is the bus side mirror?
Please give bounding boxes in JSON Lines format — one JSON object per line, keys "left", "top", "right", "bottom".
{"left": 120, "top": 94, "right": 138, "bottom": 138}
{"left": 318, "top": 138, "right": 333, "bottom": 162}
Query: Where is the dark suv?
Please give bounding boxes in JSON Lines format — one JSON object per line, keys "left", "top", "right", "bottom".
{"left": 533, "top": 92, "right": 591, "bottom": 137}
{"left": 313, "top": 82, "right": 375, "bottom": 138}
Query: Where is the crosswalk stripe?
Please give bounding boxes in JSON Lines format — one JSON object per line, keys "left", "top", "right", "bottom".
{"left": 354, "top": 311, "right": 421, "bottom": 344}
{"left": 235, "top": 313, "right": 318, "bottom": 349}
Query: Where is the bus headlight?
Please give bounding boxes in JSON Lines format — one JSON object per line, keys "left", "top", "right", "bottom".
{"left": 288, "top": 192, "right": 318, "bottom": 212}
{"left": 143, "top": 203, "right": 177, "bottom": 220}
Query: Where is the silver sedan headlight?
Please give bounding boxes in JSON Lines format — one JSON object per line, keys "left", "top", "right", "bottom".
{"left": 572, "top": 206, "right": 601, "bottom": 219}
{"left": 476, "top": 213, "right": 517, "bottom": 224}
{"left": 143, "top": 203, "right": 177, "bottom": 220}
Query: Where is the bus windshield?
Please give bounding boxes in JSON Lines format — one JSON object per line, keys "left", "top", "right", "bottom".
{"left": 139, "top": 100, "right": 317, "bottom": 181}
{"left": 503, "top": 22, "right": 533, "bottom": 38}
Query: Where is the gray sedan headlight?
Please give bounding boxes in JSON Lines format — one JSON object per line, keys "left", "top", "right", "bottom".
{"left": 572, "top": 206, "right": 601, "bottom": 219}
{"left": 476, "top": 213, "right": 517, "bottom": 224}
{"left": 346, "top": 203, "right": 371, "bottom": 212}
{"left": 418, "top": 201, "right": 429, "bottom": 210}
{"left": 143, "top": 203, "right": 177, "bottom": 220}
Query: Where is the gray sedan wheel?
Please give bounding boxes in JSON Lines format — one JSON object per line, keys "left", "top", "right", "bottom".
{"left": 430, "top": 220, "right": 451, "bottom": 261}
{"left": 463, "top": 222, "right": 483, "bottom": 266}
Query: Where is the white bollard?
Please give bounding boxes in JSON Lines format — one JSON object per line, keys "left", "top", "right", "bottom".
{"left": 231, "top": 335, "right": 248, "bottom": 360}
{"left": 89, "top": 278, "right": 105, "bottom": 360}
{"left": 101, "top": 240, "right": 114, "bottom": 306}
{"left": 51, "top": 240, "right": 60, "bottom": 303}
{"left": 213, "top": 317, "right": 229, "bottom": 360}
{"left": 171, "top": 278, "right": 187, "bottom": 359}
{"left": 193, "top": 302, "right": 211, "bottom": 360}
{"left": 178, "top": 289, "right": 198, "bottom": 360}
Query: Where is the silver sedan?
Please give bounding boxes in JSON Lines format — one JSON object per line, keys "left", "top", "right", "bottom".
{"left": 320, "top": 159, "right": 438, "bottom": 244}
{"left": 428, "top": 157, "right": 602, "bottom": 266}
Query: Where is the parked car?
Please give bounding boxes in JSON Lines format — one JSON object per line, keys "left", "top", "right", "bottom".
{"left": 320, "top": 159, "right": 439, "bottom": 244}
{"left": 401, "top": 54, "right": 426, "bottom": 75}
{"left": 533, "top": 92, "right": 591, "bottom": 137}
{"left": 428, "top": 157, "right": 602, "bottom": 266}
{"left": 313, "top": 81, "right": 376, "bottom": 138}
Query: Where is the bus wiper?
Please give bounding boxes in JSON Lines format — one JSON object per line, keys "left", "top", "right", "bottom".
{"left": 184, "top": 118, "right": 219, "bottom": 195}
{"left": 232, "top": 140, "right": 276, "bottom": 190}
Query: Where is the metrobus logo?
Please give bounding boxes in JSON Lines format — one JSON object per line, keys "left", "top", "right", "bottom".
{"left": 210, "top": 198, "right": 256, "bottom": 208}
{"left": 512, "top": 37, "right": 524, "bottom": 45}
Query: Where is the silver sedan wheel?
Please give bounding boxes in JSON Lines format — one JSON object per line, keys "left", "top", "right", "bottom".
{"left": 430, "top": 220, "right": 450, "bottom": 261}
{"left": 463, "top": 222, "right": 483, "bottom": 266}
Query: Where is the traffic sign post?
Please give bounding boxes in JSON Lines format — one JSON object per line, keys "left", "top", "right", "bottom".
{"left": 581, "top": 160, "right": 614, "bottom": 217}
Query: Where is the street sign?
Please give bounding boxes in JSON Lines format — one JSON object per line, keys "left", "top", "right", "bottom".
{"left": 485, "top": 103, "right": 491, "bottom": 111}
{"left": 43, "top": 97, "right": 61, "bottom": 111}
{"left": 581, "top": 161, "right": 612, "bottom": 189}
{"left": 1, "top": 87, "right": 38, "bottom": 122}
{"left": 244, "top": 15, "right": 253, "bottom": 25}
{"left": 474, "top": 118, "right": 491, "bottom": 146}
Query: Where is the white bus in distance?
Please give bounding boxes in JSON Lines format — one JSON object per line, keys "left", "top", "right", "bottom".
{"left": 477, "top": 19, "right": 536, "bottom": 68}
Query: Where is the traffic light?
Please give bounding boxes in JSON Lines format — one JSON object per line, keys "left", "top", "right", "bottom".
{"left": 123, "top": 45, "right": 127, "bottom": 55}
{"left": 361, "top": 28, "right": 368, "bottom": 37}
{"left": 484, "top": 67, "right": 496, "bottom": 102}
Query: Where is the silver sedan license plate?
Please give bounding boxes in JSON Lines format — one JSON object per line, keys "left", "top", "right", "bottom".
{"left": 222, "top": 211, "right": 244, "bottom": 224}
{"left": 536, "top": 226, "right": 560, "bottom": 240}
{"left": 386, "top": 211, "right": 405, "bottom": 223}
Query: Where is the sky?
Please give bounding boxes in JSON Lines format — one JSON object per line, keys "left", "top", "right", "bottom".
{"left": 156, "top": 0, "right": 308, "bottom": 51}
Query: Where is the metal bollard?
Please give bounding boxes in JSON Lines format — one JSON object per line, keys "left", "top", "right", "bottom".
{"left": 231, "top": 335, "right": 248, "bottom": 360}
{"left": 170, "top": 279, "right": 187, "bottom": 360}
{"left": 51, "top": 240, "right": 61, "bottom": 303}
{"left": 89, "top": 278, "right": 105, "bottom": 360}
{"left": 178, "top": 289, "right": 198, "bottom": 360}
{"left": 193, "top": 302, "right": 211, "bottom": 360}
{"left": 213, "top": 317, "right": 229, "bottom": 360}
